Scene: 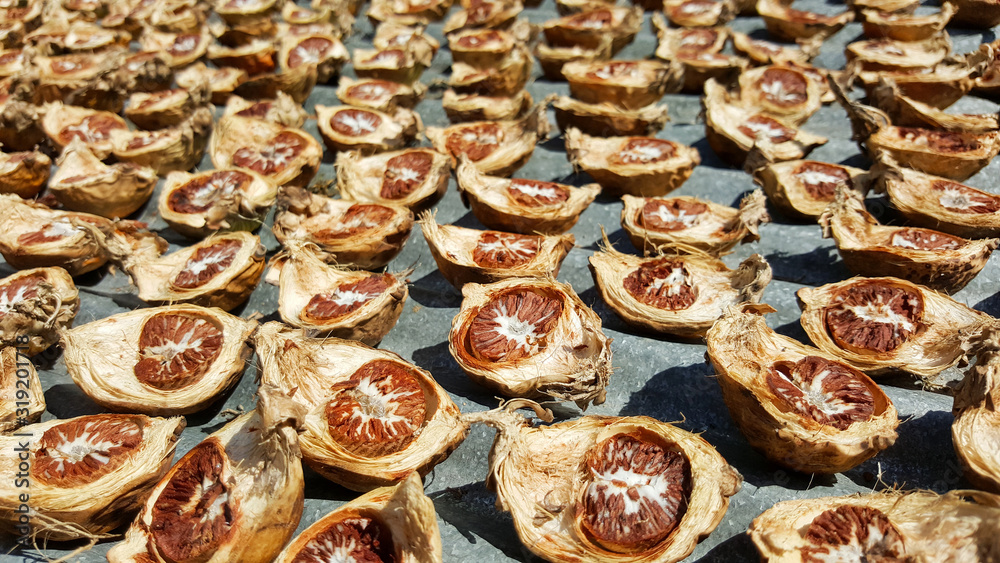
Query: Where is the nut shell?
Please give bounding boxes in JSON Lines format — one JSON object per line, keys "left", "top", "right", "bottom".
{"left": 749, "top": 155, "right": 871, "bottom": 221}
{"left": 316, "top": 104, "right": 422, "bottom": 153}
{"left": 158, "top": 168, "right": 278, "bottom": 239}
{"left": 548, "top": 94, "right": 670, "bottom": 137}
{"left": 210, "top": 115, "right": 323, "bottom": 188}
{"left": 0, "top": 268, "right": 79, "bottom": 356}
{"left": 757, "top": 0, "right": 853, "bottom": 41}
{"left": 426, "top": 107, "right": 550, "bottom": 177}
{"left": 562, "top": 59, "right": 679, "bottom": 111}
{"left": 953, "top": 325, "right": 1000, "bottom": 494}
{"left": 0, "top": 150, "right": 50, "bottom": 199}
{"left": 336, "top": 147, "right": 450, "bottom": 211}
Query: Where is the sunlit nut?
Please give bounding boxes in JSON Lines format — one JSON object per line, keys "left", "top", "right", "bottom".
{"left": 112, "top": 231, "right": 266, "bottom": 311}
{"left": 621, "top": 191, "right": 769, "bottom": 256}
{"left": 562, "top": 59, "right": 679, "bottom": 111}
{"left": 451, "top": 277, "right": 611, "bottom": 406}
{"left": 207, "top": 39, "right": 277, "bottom": 76}
{"left": 442, "top": 89, "right": 533, "bottom": 123}
{"left": 861, "top": 3, "right": 955, "bottom": 41}
{"left": 215, "top": 0, "right": 280, "bottom": 26}
{"left": 674, "top": 51, "right": 750, "bottom": 93}
{"left": 353, "top": 47, "right": 430, "bottom": 85}
{"left": 707, "top": 305, "right": 898, "bottom": 473}
{"left": 449, "top": 50, "right": 532, "bottom": 97}
{"left": 0, "top": 49, "right": 24, "bottom": 78}
{"left": 159, "top": 168, "right": 278, "bottom": 239}
{"left": 541, "top": 6, "right": 642, "bottom": 53}
{"left": 448, "top": 27, "right": 519, "bottom": 68}
{"left": 0, "top": 267, "right": 78, "bottom": 356}
{"left": 546, "top": 94, "right": 669, "bottom": 137}
{"left": 703, "top": 79, "right": 827, "bottom": 167}
{"left": 653, "top": 18, "right": 727, "bottom": 60}
{"left": 273, "top": 187, "right": 414, "bottom": 270}
{"left": 554, "top": 0, "right": 616, "bottom": 14}
{"left": 368, "top": 0, "right": 454, "bottom": 24}
{"left": 0, "top": 150, "right": 49, "bottom": 199}
{"left": 336, "top": 148, "right": 450, "bottom": 210}
{"left": 139, "top": 28, "right": 211, "bottom": 68}
{"left": 107, "top": 387, "right": 306, "bottom": 563}
{"left": 737, "top": 65, "right": 822, "bottom": 126}
{"left": 0, "top": 80, "right": 44, "bottom": 152}
{"left": 845, "top": 35, "right": 950, "bottom": 72}
{"left": 565, "top": 128, "right": 701, "bottom": 197}
{"left": 0, "top": 0, "right": 42, "bottom": 30}
{"left": 62, "top": 304, "right": 256, "bottom": 414}
{"left": 478, "top": 407, "right": 741, "bottom": 561}
{"left": 442, "top": 0, "right": 523, "bottom": 34}
{"left": 373, "top": 22, "right": 441, "bottom": 58}
{"left": 749, "top": 491, "right": 1000, "bottom": 561}
{"left": 141, "top": 0, "right": 210, "bottom": 33}
{"left": 275, "top": 472, "right": 442, "bottom": 562}
{"left": 420, "top": 212, "right": 575, "bottom": 287}
{"left": 175, "top": 62, "right": 248, "bottom": 105}
{"left": 456, "top": 158, "right": 599, "bottom": 234}
{"left": 731, "top": 32, "right": 815, "bottom": 66}
{"left": 316, "top": 104, "right": 421, "bottom": 153}
{"left": 336, "top": 76, "right": 425, "bottom": 113}
{"left": 952, "top": 0, "right": 1000, "bottom": 28}
{"left": 124, "top": 51, "right": 174, "bottom": 93}
{"left": 798, "top": 276, "right": 992, "bottom": 379}
{"left": 278, "top": 33, "right": 349, "bottom": 84}
{"left": 124, "top": 87, "right": 200, "bottom": 130}
{"left": 848, "top": 0, "right": 919, "bottom": 13}
{"left": 0, "top": 347, "right": 43, "bottom": 432}
{"left": 231, "top": 61, "right": 320, "bottom": 104}
{"left": 856, "top": 63, "right": 977, "bottom": 110}
{"left": 757, "top": 0, "right": 853, "bottom": 41}
{"left": 39, "top": 101, "right": 128, "bottom": 158}
{"left": 110, "top": 107, "right": 213, "bottom": 176}
{"left": 48, "top": 140, "right": 157, "bottom": 219}
{"left": 0, "top": 413, "right": 183, "bottom": 541}
{"left": 749, "top": 155, "right": 871, "bottom": 220}
{"left": 592, "top": 238, "right": 771, "bottom": 337}
{"left": 30, "top": 49, "right": 130, "bottom": 113}
{"left": 870, "top": 80, "right": 999, "bottom": 133}
{"left": 426, "top": 107, "right": 549, "bottom": 177}
{"left": 221, "top": 92, "right": 308, "bottom": 128}
{"left": 210, "top": 115, "right": 322, "bottom": 188}
{"left": 0, "top": 22, "right": 23, "bottom": 50}
{"left": 282, "top": 2, "right": 332, "bottom": 25}
{"left": 952, "top": 326, "right": 1000, "bottom": 494}
{"left": 663, "top": 0, "right": 735, "bottom": 27}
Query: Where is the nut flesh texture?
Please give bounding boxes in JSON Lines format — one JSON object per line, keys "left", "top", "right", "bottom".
{"left": 445, "top": 123, "right": 502, "bottom": 162}
{"left": 150, "top": 440, "right": 237, "bottom": 562}
{"left": 931, "top": 180, "right": 1000, "bottom": 214}
{"left": 767, "top": 356, "right": 875, "bottom": 430}
{"left": 134, "top": 312, "right": 225, "bottom": 390}
{"left": 585, "top": 61, "right": 639, "bottom": 83}
{"left": 302, "top": 274, "right": 394, "bottom": 321}
{"left": 0, "top": 273, "right": 44, "bottom": 320}
{"left": 579, "top": 433, "right": 691, "bottom": 553}
{"left": 169, "top": 34, "right": 202, "bottom": 57}
{"left": 313, "top": 204, "right": 396, "bottom": 241}
{"left": 800, "top": 506, "right": 908, "bottom": 562}
{"left": 172, "top": 238, "right": 243, "bottom": 290}
{"left": 232, "top": 131, "right": 309, "bottom": 176}
{"left": 325, "top": 359, "right": 427, "bottom": 458}
{"left": 126, "top": 130, "right": 169, "bottom": 151}
{"left": 739, "top": 115, "right": 797, "bottom": 144}
{"left": 894, "top": 128, "right": 980, "bottom": 153}
{"left": 287, "top": 37, "right": 335, "bottom": 69}
{"left": 566, "top": 9, "right": 613, "bottom": 30}
{"left": 346, "top": 80, "right": 400, "bottom": 102}
{"left": 331, "top": 109, "right": 384, "bottom": 138}
{"left": 168, "top": 171, "right": 255, "bottom": 214}
{"left": 471, "top": 232, "right": 541, "bottom": 268}
{"left": 793, "top": 162, "right": 851, "bottom": 200}
{"left": 609, "top": 139, "right": 677, "bottom": 166}
{"left": 364, "top": 49, "right": 404, "bottom": 66}
{"left": 468, "top": 288, "right": 563, "bottom": 362}
{"left": 18, "top": 217, "right": 97, "bottom": 245}
{"left": 32, "top": 415, "right": 143, "bottom": 487}
{"left": 623, "top": 259, "right": 698, "bottom": 311}
{"left": 506, "top": 179, "right": 570, "bottom": 207}
{"left": 824, "top": 281, "right": 925, "bottom": 354}
{"left": 640, "top": 199, "right": 707, "bottom": 232}
{"left": 57, "top": 115, "right": 126, "bottom": 145}
{"left": 754, "top": 68, "right": 809, "bottom": 108}
{"left": 676, "top": 29, "right": 720, "bottom": 55}
{"left": 234, "top": 102, "right": 273, "bottom": 119}
{"left": 887, "top": 228, "right": 963, "bottom": 251}
{"left": 290, "top": 516, "right": 398, "bottom": 563}
{"left": 457, "top": 30, "right": 504, "bottom": 49}
{"left": 381, "top": 152, "right": 432, "bottom": 199}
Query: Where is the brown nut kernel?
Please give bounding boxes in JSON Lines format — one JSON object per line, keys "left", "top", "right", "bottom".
{"left": 542, "top": 6, "right": 641, "bottom": 53}
{"left": 316, "top": 104, "right": 422, "bottom": 153}
{"left": 749, "top": 154, "right": 871, "bottom": 220}
{"left": 738, "top": 65, "right": 822, "bottom": 126}
{"left": 426, "top": 106, "right": 550, "bottom": 177}
{"left": 222, "top": 92, "right": 309, "bottom": 128}
{"left": 0, "top": 150, "right": 50, "bottom": 199}
{"left": 336, "top": 76, "right": 425, "bottom": 113}
{"left": 562, "top": 59, "right": 679, "bottom": 110}
{"left": 337, "top": 148, "right": 450, "bottom": 211}
{"left": 210, "top": 115, "right": 322, "bottom": 188}
{"left": 278, "top": 34, "right": 349, "bottom": 84}
{"left": 159, "top": 168, "right": 278, "bottom": 239}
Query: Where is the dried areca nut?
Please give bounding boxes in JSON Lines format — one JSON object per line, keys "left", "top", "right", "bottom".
{"left": 565, "top": 128, "right": 700, "bottom": 197}
{"left": 952, "top": 0, "right": 1000, "bottom": 28}
{"left": 750, "top": 157, "right": 870, "bottom": 220}
{"left": 849, "top": 0, "right": 919, "bottom": 13}
{"left": 975, "top": 44, "right": 1000, "bottom": 97}
{"left": 139, "top": 29, "right": 211, "bottom": 67}
{"left": 542, "top": 7, "right": 642, "bottom": 53}
{"left": 707, "top": 305, "right": 897, "bottom": 473}
{"left": 62, "top": 305, "right": 256, "bottom": 414}
{"left": 336, "top": 76, "right": 425, "bottom": 113}
{"left": 207, "top": 40, "right": 277, "bottom": 76}
{"left": 703, "top": 79, "right": 827, "bottom": 167}
{"left": 441, "top": 0, "right": 523, "bottom": 34}
{"left": 563, "top": 59, "right": 678, "bottom": 111}
{"left": 159, "top": 168, "right": 278, "bottom": 238}
{"left": 448, "top": 28, "right": 518, "bottom": 67}
{"left": 479, "top": 408, "right": 741, "bottom": 561}
{"left": 673, "top": 51, "right": 749, "bottom": 93}
{"left": 32, "top": 51, "right": 129, "bottom": 112}
{"left": 175, "top": 63, "right": 248, "bottom": 105}
{"left": 114, "top": 231, "right": 266, "bottom": 311}
{"left": 652, "top": 17, "right": 727, "bottom": 59}
{"left": 0, "top": 0, "right": 42, "bottom": 28}
{"left": 737, "top": 65, "right": 822, "bottom": 126}
{"left": 283, "top": 2, "right": 331, "bottom": 24}
{"left": 373, "top": 22, "right": 441, "bottom": 59}
{"left": 450, "top": 277, "right": 611, "bottom": 406}
{"left": 870, "top": 81, "right": 999, "bottom": 133}
{"left": 420, "top": 212, "right": 575, "bottom": 287}
{"left": 861, "top": 3, "right": 955, "bottom": 41}
{"left": 210, "top": 115, "right": 322, "bottom": 188}
{"left": 278, "top": 34, "right": 349, "bottom": 84}
{"left": 0, "top": 82, "right": 41, "bottom": 152}
{"left": 845, "top": 35, "right": 950, "bottom": 72}
{"left": 215, "top": 0, "right": 280, "bottom": 25}
{"left": 857, "top": 64, "right": 976, "bottom": 109}
{"left": 49, "top": 140, "right": 157, "bottom": 219}
{"left": 443, "top": 89, "right": 532, "bottom": 123}
{"left": 0, "top": 150, "right": 50, "bottom": 199}
{"left": 548, "top": 94, "right": 669, "bottom": 137}
{"left": 367, "top": 0, "right": 452, "bottom": 24}
{"left": 40, "top": 101, "right": 128, "bottom": 158}
{"left": 426, "top": 108, "right": 549, "bottom": 177}
{"left": 0, "top": 347, "right": 44, "bottom": 432}
{"left": 663, "top": 0, "right": 735, "bottom": 27}
{"left": 797, "top": 276, "right": 991, "bottom": 377}
{"left": 124, "top": 87, "right": 199, "bottom": 130}
{"left": 0, "top": 23, "right": 23, "bottom": 50}
{"left": 316, "top": 104, "right": 421, "bottom": 153}
{"left": 449, "top": 52, "right": 532, "bottom": 97}
{"left": 0, "top": 49, "right": 24, "bottom": 78}
{"left": 107, "top": 386, "right": 305, "bottom": 563}
{"left": 621, "top": 192, "right": 769, "bottom": 255}
{"left": 757, "top": 0, "right": 853, "bottom": 41}
{"left": 222, "top": 92, "right": 308, "bottom": 128}
{"left": 0, "top": 413, "right": 183, "bottom": 541}
{"left": 750, "top": 491, "right": 1000, "bottom": 561}
{"left": 110, "top": 106, "right": 213, "bottom": 176}
{"left": 273, "top": 187, "right": 414, "bottom": 269}
{"left": 275, "top": 472, "right": 442, "bottom": 562}
{"left": 591, "top": 241, "right": 771, "bottom": 337}
{"left": 534, "top": 39, "right": 613, "bottom": 81}
{"left": 456, "top": 158, "right": 599, "bottom": 234}
{"left": 555, "top": 0, "right": 616, "bottom": 13}
{"left": 336, "top": 148, "right": 449, "bottom": 210}
{"left": 255, "top": 324, "right": 467, "bottom": 491}
{"left": 353, "top": 47, "right": 428, "bottom": 85}
{"left": 731, "top": 32, "right": 814, "bottom": 65}
{"left": 0, "top": 267, "right": 78, "bottom": 356}
{"left": 952, "top": 326, "right": 1000, "bottom": 493}
{"left": 123, "top": 51, "right": 174, "bottom": 93}
{"left": 231, "top": 60, "right": 320, "bottom": 104}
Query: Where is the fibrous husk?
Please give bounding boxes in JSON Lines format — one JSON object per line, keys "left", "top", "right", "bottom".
{"left": 797, "top": 275, "right": 993, "bottom": 377}
{"left": 443, "top": 89, "right": 533, "bottom": 122}
{"left": 0, "top": 49, "right": 24, "bottom": 77}
{"left": 0, "top": 267, "right": 78, "bottom": 356}
{"left": 565, "top": 128, "right": 701, "bottom": 197}
{"left": 663, "top": 0, "right": 735, "bottom": 27}
{"left": 215, "top": 0, "right": 280, "bottom": 26}
{"left": 855, "top": 63, "right": 978, "bottom": 109}
{"left": 32, "top": 49, "right": 130, "bottom": 112}
{"left": 737, "top": 65, "right": 822, "bottom": 126}
{"left": 447, "top": 26, "right": 523, "bottom": 68}
{"left": 848, "top": 0, "right": 919, "bottom": 13}
{"left": 562, "top": 59, "right": 680, "bottom": 111}
{"left": 269, "top": 242, "right": 409, "bottom": 344}
{"left": 123, "top": 51, "right": 174, "bottom": 93}
{"left": 0, "top": 149, "right": 49, "bottom": 198}
{"left": 221, "top": 91, "right": 309, "bottom": 128}
{"left": 534, "top": 37, "right": 613, "bottom": 81}
{"left": 861, "top": 2, "right": 955, "bottom": 41}
{"left": 707, "top": 304, "right": 898, "bottom": 473}
{"left": 0, "top": 413, "right": 184, "bottom": 542}
{"left": 703, "top": 79, "right": 827, "bottom": 167}
{"left": 373, "top": 22, "right": 441, "bottom": 58}
{"left": 159, "top": 168, "right": 278, "bottom": 239}
{"left": 175, "top": 62, "right": 248, "bottom": 105}
{"left": 621, "top": 191, "right": 769, "bottom": 256}
{"left": 230, "top": 60, "right": 320, "bottom": 104}
{"left": 61, "top": 304, "right": 256, "bottom": 415}
{"left": 951, "top": 0, "right": 1000, "bottom": 28}
{"left": 475, "top": 405, "right": 741, "bottom": 562}
{"left": 442, "top": 0, "right": 523, "bottom": 34}
{"left": 674, "top": 51, "right": 750, "bottom": 94}
{"left": 448, "top": 49, "right": 532, "bottom": 97}
{"left": 420, "top": 211, "right": 575, "bottom": 287}
{"left": 845, "top": 34, "right": 951, "bottom": 72}
{"left": 456, "top": 158, "right": 599, "bottom": 234}
{"left": 315, "top": 104, "right": 422, "bottom": 153}
{"left": 953, "top": 325, "right": 1000, "bottom": 494}
{"left": 591, "top": 240, "right": 771, "bottom": 338}
{"left": 138, "top": 28, "right": 211, "bottom": 67}
{"left": 0, "top": 79, "right": 44, "bottom": 151}
{"left": 367, "top": 0, "right": 453, "bottom": 24}
{"left": 542, "top": 6, "right": 641, "bottom": 54}
{"left": 757, "top": 0, "right": 853, "bottom": 41}
{"left": 869, "top": 78, "right": 999, "bottom": 133}
{"left": 210, "top": 115, "right": 322, "bottom": 188}
{"left": 207, "top": 39, "right": 277, "bottom": 76}
{"left": 0, "top": 347, "right": 44, "bottom": 432}
{"left": 39, "top": 101, "right": 128, "bottom": 158}
{"left": 336, "top": 76, "right": 426, "bottom": 113}
{"left": 273, "top": 186, "right": 414, "bottom": 270}
{"left": 731, "top": 32, "right": 815, "bottom": 66}
{"left": 352, "top": 47, "right": 429, "bottom": 85}
{"left": 547, "top": 94, "right": 669, "bottom": 137}
{"left": 110, "top": 106, "right": 213, "bottom": 175}
{"left": 107, "top": 386, "right": 305, "bottom": 563}
{"left": 255, "top": 323, "right": 468, "bottom": 491}
{"left": 749, "top": 491, "right": 1000, "bottom": 561}
{"left": 335, "top": 147, "right": 450, "bottom": 210}
{"left": 450, "top": 276, "right": 611, "bottom": 407}
{"left": 278, "top": 33, "right": 349, "bottom": 84}
{"left": 426, "top": 106, "right": 549, "bottom": 177}
{"left": 747, "top": 150, "right": 871, "bottom": 220}
{"left": 652, "top": 17, "right": 727, "bottom": 60}
{"left": 124, "top": 86, "right": 203, "bottom": 130}
{"left": 49, "top": 139, "right": 157, "bottom": 219}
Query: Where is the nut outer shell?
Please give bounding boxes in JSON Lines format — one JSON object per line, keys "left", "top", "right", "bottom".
{"left": 336, "top": 147, "right": 450, "bottom": 211}
{"left": 953, "top": 325, "right": 1000, "bottom": 494}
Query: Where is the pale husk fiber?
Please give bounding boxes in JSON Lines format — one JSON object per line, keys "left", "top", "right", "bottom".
{"left": 336, "top": 147, "right": 450, "bottom": 210}
{"left": 953, "top": 324, "right": 1000, "bottom": 494}
{"left": 0, "top": 267, "right": 79, "bottom": 356}
{"left": 48, "top": 139, "right": 157, "bottom": 219}
{"left": 749, "top": 155, "right": 870, "bottom": 220}
{"left": 209, "top": 115, "right": 322, "bottom": 188}
{"left": 0, "top": 347, "right": 44, "bottom": 432}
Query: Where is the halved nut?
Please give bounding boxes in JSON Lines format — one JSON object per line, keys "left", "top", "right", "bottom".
{"left": 0, "top": 150, "right": 50, "bottom": 199}
{"left": 541, "top": 6, "right": 642, "bottom": 53}
{"left": 869, "top": 78, "right": 999, "bottom": 133}
{"left": 336, "top": 147, "right": 450, "bottom": 210}
{"left": 443, "top": 0, "right": 524, "bottom": 33}
{"left": 336, "top": 76, "right": 425, "bottom": 112}
{"left": 757, "top": 0, "right": 853, "bottom": 41}
{"left": 861, "top": 2, "right": 955, "bottom": 41}
{"left": 368, "top": 0, "right": 454, "bottom": 24}
{"left": 856, "top": 62, "right": 977, "bottom": 109}
{"left": 40, "top": 101, "right": 128, "bottom": 158}
{"left": 0, "top": 267, "right": 79, "bottom": 356}
{"left": 562, "top": 59, "right": 679, "bottom": 110}
{"left": 207, "top": 39, "right": 277, "bottom": 76}
{"left": 316, "top": 104, "right": 422, "bottom": 153}
{"left": 175, "top": 62, "right": 247, "bottom": 105}
{"left": 547, "top": 94, "right": 669, "bottom": 137}
{"left": 448, "top": 47, "right": 532, "bottom": 97}
{"left": 124, "top": 87, "right": 203, "bottom": 130}
{"left": 663, "top": 0, "right": 735, "bottom": 26}
{"left": 731, "top": 32, "right": 815, "bottom": 65}
{"left": 653, "top": 17, "right": 728, "bottom": 60}
{"left": 221, "top": 92, "right": 309, "bottom": 128}
{"left": 749, "top": 154, "right": 871, "bottom": 220}
{"left": 673, "top": 51, "right": 750, "bottom": 93}
{"left": 352, "top": 47, "right": 429, "bottom": 84}
{"left": 32, "top": 49, "right": 130, "bottom": 112}
{"left": 845, "top": 34, "right": 951, "bottom": 72}
{"left": 426, "top": 107, "right": 549, "bottom": 177}
{"left": 49, "top": 140, "right": 157, "bottom": 219}
{"left": 159, "top": 168, "right": 278, "bottom": 239}
{"left": 737, "top": 65, "right": 822, "bottom": 126}
{"left": 210, "top": 115, "right": 322, "bottom": 188}
{"left": 139, "top": 28, "right": 211, "bottom": 68}
{"left": 373, "top": 22, "right": 441, "bottom": 57}
{"left": 231, "top": 61, "right": 319, "bottom": 104}
{"left": 448, "top": 26, "right": 523, "bottom": 68}
{"left": 535, "top": 38, "right": 613, "bottom": 81}
{"left": 443, "top": 89, "right": 533, "bottom": 122}
{"left": 110, "top": 106, "right": 213, "bottom": 176}
{"left": 278, "top": 33, "right": 349, "bottom": 84}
